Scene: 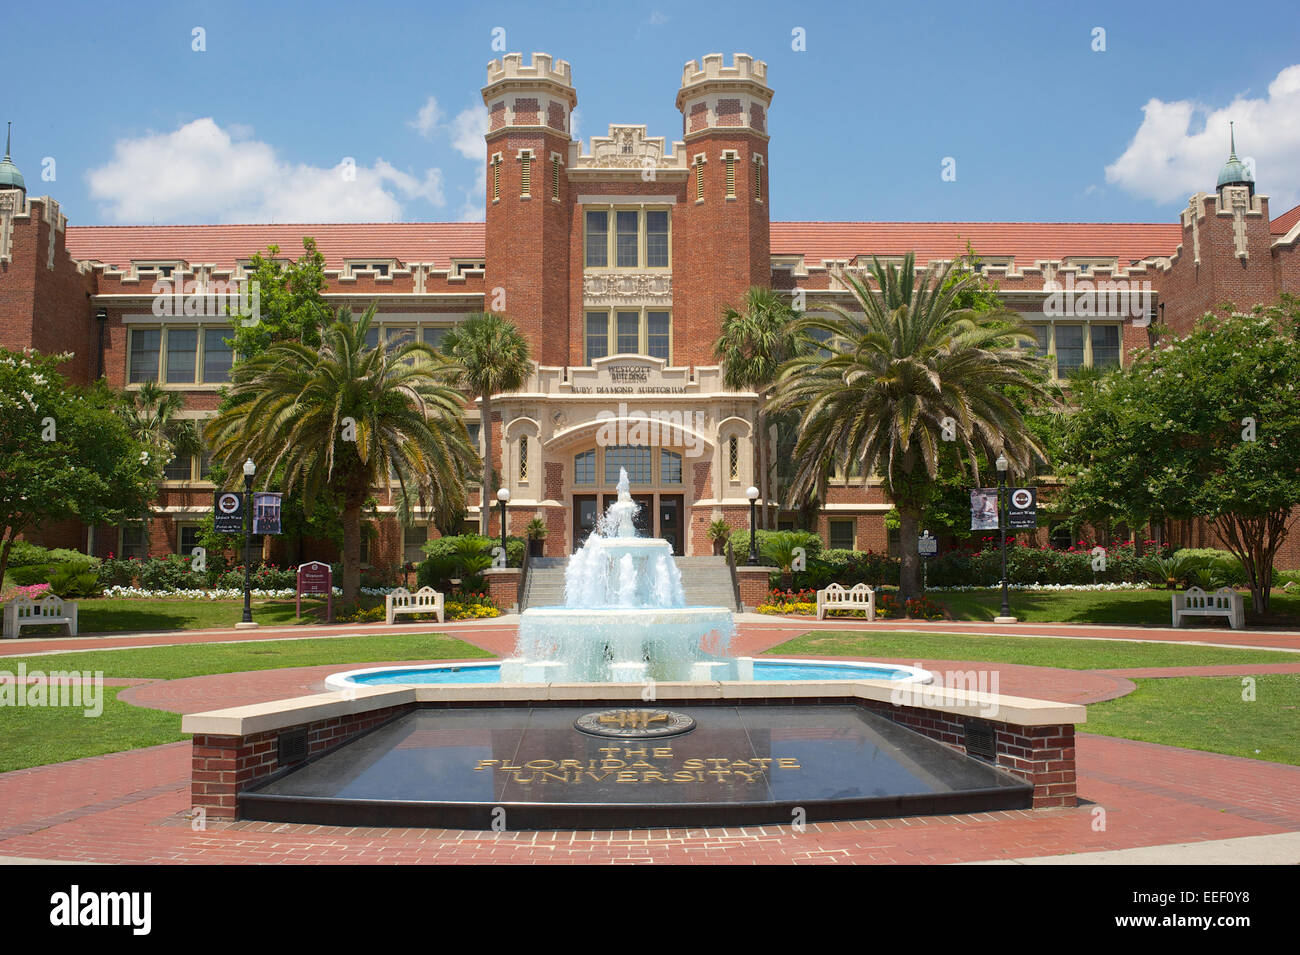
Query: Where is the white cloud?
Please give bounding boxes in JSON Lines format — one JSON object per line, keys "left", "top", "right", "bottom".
{"left": 87, "top": 118, "right": 446, "bottom": 223}
{"left": 570, "top": 107, "right": 582, "bottom": 145}
{"left": 449, "top": 105, "right": 489, "bottom": 161}
{"left": 647, "top": 10, "right": 668, "bottom": 25}
{"left": 1105, "top": 64, "right": 1300, "bottom": 209}
{"left": 408, "top": 96, "right": 444, "bottom": 139}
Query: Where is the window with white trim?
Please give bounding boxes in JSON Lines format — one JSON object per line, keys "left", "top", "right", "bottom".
{"left": 583, "top": 309, "right": 672, "bottom": 363}
{"left": 129, "top": 327, "right": 234, "bottom": 385}
{"left": 583, "top": 206, "right": 671, "bottom": 270}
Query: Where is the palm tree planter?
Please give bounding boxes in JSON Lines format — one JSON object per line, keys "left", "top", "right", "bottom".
{"left": 707, "top": 518, "right": 732, "bottom": 557}
{"left": 206, "top": 306, "right": 477, "bottom": 602}
{"left": 769, "top": 253, "right": 1053, "bottom": 602}
{"left": 526, "top": 517, "right": 547, "bottom": 557}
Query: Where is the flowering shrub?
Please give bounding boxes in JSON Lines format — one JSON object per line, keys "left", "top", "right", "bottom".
{"left": 0, "top": 582, "right": 52, "bottom": 604}
{"left": 926, "top": 539, "right": 1167, "bottom": 588}
{"left": 216, "top": 564, "right": 298, "bottom": 590}
{"left": 445, "top": 601, "right": 501, "bottom": 620}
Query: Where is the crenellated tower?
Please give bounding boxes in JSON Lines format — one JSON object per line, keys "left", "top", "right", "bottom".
{"left": 481, "top": 53, "right": 576, "bottom": 366}
{"left": 673, "top": 54, "right": 773, "bottom": 359}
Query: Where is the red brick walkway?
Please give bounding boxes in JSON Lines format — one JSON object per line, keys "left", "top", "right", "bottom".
{"left": 2, "top": 615, "right": 1297, "bottom": 863}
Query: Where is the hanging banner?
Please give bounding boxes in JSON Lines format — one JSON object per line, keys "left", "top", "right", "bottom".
{"left": 213, "top": 491, "right": 244, "bottom": 534}
{"left": 1007, "top": 487, "right": 1038, "bottom": 529}
{"left": 970, "top": 488, "right": 999, "bottom": 531}
{"left": 253, "top": 492, "right": 283, "bottom": 535}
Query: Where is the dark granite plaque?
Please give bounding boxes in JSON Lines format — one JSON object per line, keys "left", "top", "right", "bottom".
{"left": 241, "top": 704, "right": 1032, "bottom": 829}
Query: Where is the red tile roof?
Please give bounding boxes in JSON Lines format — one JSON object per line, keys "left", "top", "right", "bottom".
{"left": 770, "top": 221, "right": 1183, "bottom": 266}
{"left": 63, "top": 222, "right": 486, "bottom": 270}
{"left": 1271, "top": 203, "right": 1300, "bottom": 236}
{"left": 63, "top": 219, "right": 1196, "bottom": 271}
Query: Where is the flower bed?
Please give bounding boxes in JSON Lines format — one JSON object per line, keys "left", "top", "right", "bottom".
{"left": 755, "top": 588, "right": 945, "bottom": 620}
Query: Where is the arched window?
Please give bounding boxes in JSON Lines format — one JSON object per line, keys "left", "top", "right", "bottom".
{"left": 518, "top": 436, "right": 528, "bottom": 481}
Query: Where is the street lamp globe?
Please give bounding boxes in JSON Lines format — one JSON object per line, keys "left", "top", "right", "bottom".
{"left": 497, "top": 487, "right": 511, "bottom": 503}
{"left": 243, "top": 458, "right": 256, "bottom": 478}
{"left": 746, "top": 486, "right": 759, "bottom": 501}
{"left": 995, "top": 454, "right": 1008, "bottom": 473}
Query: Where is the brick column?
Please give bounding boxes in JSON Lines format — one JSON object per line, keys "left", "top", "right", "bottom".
{"left": 735, "top": 565, "right": 770, "bottom": 610}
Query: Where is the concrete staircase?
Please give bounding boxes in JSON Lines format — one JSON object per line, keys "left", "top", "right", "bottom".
{"left": 518, "top": 555, "right": 740, "bottom": 611}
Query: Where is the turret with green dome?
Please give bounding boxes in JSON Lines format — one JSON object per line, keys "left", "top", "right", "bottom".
{"left": 1216, "top": 121, "right": 1254, "bottom": 196}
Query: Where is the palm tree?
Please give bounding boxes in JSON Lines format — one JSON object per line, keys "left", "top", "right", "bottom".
{"left": 121, "top": 380, "right": 202, "bottom": 547}
{"left": 440, "top": 312, "right": 533, "bottom": 535}
{"left": 714, "top": 287, "right": 803, "bottom": 528}
{"left": 205, "top": 305, "right": 478, "bottom": 601}
{"left": 768, "top": 253, "right": 1053, "bottom": 601}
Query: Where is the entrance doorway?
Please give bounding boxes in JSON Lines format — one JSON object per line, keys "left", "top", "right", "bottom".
{"left": 659, "top": 495, "right": 684, "bottom": 555}
{"left": 600, "top": 493, "right": 653, "bottom": 536}
{"left": 573, "top": 495, "right": 599, "bottom": 552}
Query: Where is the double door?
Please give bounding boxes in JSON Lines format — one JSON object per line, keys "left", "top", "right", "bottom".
{"left": 572, "top": 493, "right": 684, "bottom": 555}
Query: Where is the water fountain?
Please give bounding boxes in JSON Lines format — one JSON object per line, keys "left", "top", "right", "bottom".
{"left": 502, "top": 469, "right": 738, "bottom": 683}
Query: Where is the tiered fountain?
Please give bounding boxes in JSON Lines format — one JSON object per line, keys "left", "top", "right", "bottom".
{"left": 502, "top": 469, "right": 739, "bottom": 683}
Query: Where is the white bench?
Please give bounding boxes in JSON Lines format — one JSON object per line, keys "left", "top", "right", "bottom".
{"left": 2, "top": 595, "right": 78, "bottom": 638}
{"left": 1172, "top": 586, "right": 1244, "bottom": 630}
{"left": 385, "top": 586, "right": 445, "bottom": 625}
{"left": 816, "top": 583, "right": 876, "bottom": 621}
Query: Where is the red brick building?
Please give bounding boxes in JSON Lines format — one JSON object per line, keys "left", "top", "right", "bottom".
{"left": 2, "top": 54, "right": 1299, "bottom": 571}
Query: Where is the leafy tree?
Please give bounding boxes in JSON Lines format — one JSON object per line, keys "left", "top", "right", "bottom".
{"left": 227, "top": 238, "right": 330, "bottom": 359}
{"left": 205, "top": 306, "right": 478, "bottom": 600}
{"left": 0, "top": 350, "right": 154, "bottom": 585}
{"left": 120, "top": 380, "right": 202, "bottom": 534}
{"left": 768, "top": 253, "right": 1054, "bottom": 600}
{"left": 715, "top": 287, "right": 805, "bottom": 528}
{"left": 1057, "top": 298, "right": 1300, "bottom": 612}
{"left": 440, "top": 313, "right": 532, "bottom": 535}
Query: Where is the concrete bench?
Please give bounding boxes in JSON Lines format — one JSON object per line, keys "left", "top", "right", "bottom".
{"left": 1172, "top": 586, "right": 1244, "bottom": 630}
{"left": 816, "top": 582, "right": 876, "bottom": 621}
{"left": 2, "top": 595, "right": 78, "bottom": 638}
{"left": 385, "top": 586, "right": 444, "bottom": 625}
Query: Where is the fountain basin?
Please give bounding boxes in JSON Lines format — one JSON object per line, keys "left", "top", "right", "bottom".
{"left": 325, "top": 657, "right": 934, "bottom": 689}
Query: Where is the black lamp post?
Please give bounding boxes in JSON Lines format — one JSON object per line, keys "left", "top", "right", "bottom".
{"left": 241, "top": 457, "right": 256, "bottom": 625}
{"left": 996, "top": 453, "right": 1012, "bottom": 621}
{"left": 746, "top": 486, "right": 759, "bottom": 565}
{"left": 496, "top": 487, "right": 510, "bottom": 557}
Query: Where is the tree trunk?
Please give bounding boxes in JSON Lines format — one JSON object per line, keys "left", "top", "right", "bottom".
{"left": 0, "top": 529, "right": 16, "bottom": 592}
{"left": 341, "top": 499, "right": 362, "bottom": 604}
{"left": 898, "top": 505, "right": 922, "bottom": 601}
{"left": 479, "top": 392, "right": 493, "bottom": 536}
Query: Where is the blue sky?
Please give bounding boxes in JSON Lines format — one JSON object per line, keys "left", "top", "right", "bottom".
{"left": 7, "top": 0, "right": 1299, "bottom": 225}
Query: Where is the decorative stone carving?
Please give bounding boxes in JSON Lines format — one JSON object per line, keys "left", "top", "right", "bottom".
{"left": 0, "top": 190, "right": 20, "bottom": 264}
{"left": 42, "top": 196, "right": 63, "bottom": 271}
{"left": 583, "top": 126, "right": 664, "bottom": 168}
{"left": 1185, "top": 196, "right": 1201, "bottom": 266}
{"left": 1224, "top": 186, "right": 1251, "bottom": 260}
{"left": 583, "top": 271, "right": 673, "bottom": 306}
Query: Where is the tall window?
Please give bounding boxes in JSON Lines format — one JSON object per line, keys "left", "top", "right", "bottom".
{"left": 1055, "top": 326, "right": 1085, "bottom": 375}
{"left": 129, "top": 329, "right": 162, "bottom": 383}
{"left": 120, "top": 523, "right": 148, "bottom": 560}
{"left": 166, "top": 329, "right": 197, "bottom": 383}
{"left": 203, "top": 330, "right": 233, "bottom": 382}
{"left": 585, "top": 312, "right": 609, "bottom": 363}
{"left": 829, "top": 519, "right": 854, "bottom": 551}
{"left": 616, "top": 211, "right": 639, "bottom": 268}
{"left": 519, "top": 152, "right": 532, "bottom": 196}
{"left": 645, "top": 211, "right": 669, "bottom": 268}
{"left": 574, "top": 450, "right": 596, "bottom": 485}
{"left": 661, "top": 450, "right": 682, "bottom": 484}
{"left": 583, "top": 310, "right": 672, "bottom": 364}
{"left": 616, "top": 311, "right": 640, "bottom": 354}
{"left": 724, "top": 154, "right": 736, "bottom": 198}
{"left": 753, "top": 157, "right": 764, "bottom": 201}
{"left": 585, "top": 211, "right": 609, "bottom": 268}
{"left": 403, "top": 524, "right": 429, "bottom": 565}
{"left": 551, "top": 156, "right": 561, "bottom": 199}
{"left": 423, "top": 326, "right": 449, "bottom": 351}
{"left": 491, "top": 155, "right": 502, "bottom": 201}
{"left": 695, "top": 157, "right": 705, "bottom": 200}
{"left": 728, "top": 436, "right": 739, "bottom": 481}
{"left": 647, "top": 312, "right": 671, "bottom": 359}
{"left": 584, "top": 207, "right": 671, "bottom": 270}
{"left": 518, "top": 436, "right": 528, "bottom": 481}
{"left": 1091, "top": 324, "right": 1120, "bottom": 368}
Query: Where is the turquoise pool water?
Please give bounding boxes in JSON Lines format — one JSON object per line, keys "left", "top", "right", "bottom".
{"left": 333, "top": 659, "right": 927, "bottom": 686}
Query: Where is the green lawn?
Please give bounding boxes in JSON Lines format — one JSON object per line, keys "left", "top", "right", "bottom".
{"left": 934, "top": 587, "right": 1300, "bottom": 627}
{"left": 1085, "top": 674, "right": 1300, "bottom": 765}
{"left": 0, "top": 633, "right": 491, "bottom": 772}
{"left": 9, "top": 597, "right": 341, "bottom": 635}
{"left": 765, "top": 630, "right": 1297, "bottom": 669}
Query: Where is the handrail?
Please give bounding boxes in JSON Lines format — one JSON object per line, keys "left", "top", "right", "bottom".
{"left": 726, "top": 539, "right": 743, "bottom": 612}
{"left": 516, "top": 541, "right": 530, "bottom": 612}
